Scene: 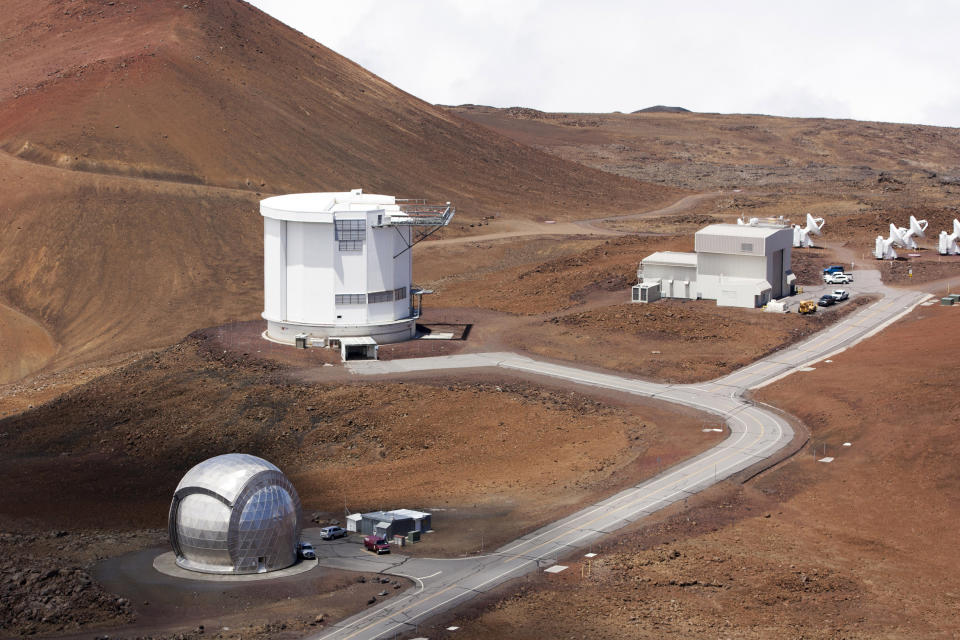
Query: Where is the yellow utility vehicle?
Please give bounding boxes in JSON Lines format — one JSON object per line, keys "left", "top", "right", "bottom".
{"left": 798, "top": 300, "right": 817, "bottom": 314}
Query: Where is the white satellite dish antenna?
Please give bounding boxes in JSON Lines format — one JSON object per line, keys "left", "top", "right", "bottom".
{"left": 896, "top": 215, "right": 928, "bottom": 250}
{"left": 874, "top": 223, "right": 905, "bottom": 260}
{"left": 938, "top": 219, "right": 960, "bottom": 255}
{"left": 792, "top": 213, "right": 825, "bottom": 248}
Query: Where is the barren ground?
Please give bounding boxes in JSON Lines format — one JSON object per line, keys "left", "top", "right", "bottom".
{"left": 0, "top": 301, "right": 57, "bottom": 385}
{"left": 1, "top": 529, "right": 405, "bottom": 640}
{"left": 0, "top": 328, "right": 722, "bottom": 638}
{"left": 448, "top": 105, "right": 960, "bottom": 287}
{"left": 2, "top": 3, "right": 960, "bottom": 640}
{"left": 413, "top": 234, "right": 870, "bottom": 383}
{"left": 426, "top": 303, "right": 960, "bottom": 639}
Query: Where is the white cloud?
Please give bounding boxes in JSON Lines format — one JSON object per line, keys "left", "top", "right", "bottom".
{"left": 248, "top": 0, "right": 960, "bottom": 128}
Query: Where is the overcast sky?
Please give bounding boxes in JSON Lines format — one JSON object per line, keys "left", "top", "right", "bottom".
{"left": 248, "top": 1, "right": 960, "bottom": 128}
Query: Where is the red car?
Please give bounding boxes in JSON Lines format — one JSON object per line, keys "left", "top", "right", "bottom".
{"left": 363, "top": 535, "right": 390, "bottom": 554}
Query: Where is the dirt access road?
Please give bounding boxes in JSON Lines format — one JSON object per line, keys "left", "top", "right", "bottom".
{"left": 422, "top": 192, "right": 723, "bottom": 247}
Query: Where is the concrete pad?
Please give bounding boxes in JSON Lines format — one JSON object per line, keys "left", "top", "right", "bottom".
{"left": 584, "top": 553, "right": 597, "bottom": 558}
{"left": 544, "top": 565, "right": 568, "bottom": 573}
{"left": 152, "top": 551, "right": 317, "bottom": 581}
{"left": 818, "top": 457, "right": 835, "bottom": 463}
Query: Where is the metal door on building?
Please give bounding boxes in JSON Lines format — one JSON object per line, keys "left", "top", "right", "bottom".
{"left": 772, "top": 250, "right": 784, "bottom": 298}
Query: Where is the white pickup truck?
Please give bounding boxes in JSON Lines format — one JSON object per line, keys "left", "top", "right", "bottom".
{"left": 823, "top": 272, "right": 853, "bottom": 284}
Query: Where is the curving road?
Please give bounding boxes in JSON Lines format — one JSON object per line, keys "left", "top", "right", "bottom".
{"left": 307, "top": 273, "right": 929, "bottom": 640}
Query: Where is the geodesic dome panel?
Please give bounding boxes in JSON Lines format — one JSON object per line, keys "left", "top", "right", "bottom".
{"left": 174, "top": 492, "right": 232, "bottom": 572}
{"left": 168, "top": 453, "right": 303, "bottom": 574}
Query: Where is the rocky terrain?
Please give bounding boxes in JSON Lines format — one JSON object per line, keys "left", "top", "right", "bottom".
{"left": 448, "top": 105, "right": 960, "bottom": 192}
{"left": 437, "top": 303, "right": 960, "bottom": 639}
{"left": 0, "top": 530, "right": 156, "bottom": 637}
{"left": 1, "top": 1, "right": 960, "bottom": 639}
{"left": 448, "top": 104, "right": 960, "bottom": 279}
{"left": 0, "top": 552, "right": 133, "bottom": 635}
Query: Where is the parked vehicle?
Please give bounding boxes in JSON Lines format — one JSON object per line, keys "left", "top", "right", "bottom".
{"left": 822, "top": 265, "right": 846, "bottom": 275}
{"left": 823, "top": 272, "right": 853, "bottom": 284}
{"left": 798, "top": 300, "right": 817, "bottom": 314}
{"left": 817, "top": 294, "right": 836, "bottom": 307}
{"left": 298, "top": 542, "right": 316, "bottom": 560}
{"left": 320, "top": 526, "right": 348, "bottom": 540}
{"left": 363, "top": 535, "right": 390, "bottom": 554}
{"left": 831, "top": 289, "right": 849, "bottom": 301}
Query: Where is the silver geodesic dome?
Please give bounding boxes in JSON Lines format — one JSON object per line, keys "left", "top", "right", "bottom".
{"left": 168, "top": 453, "right": 302, "bottom": 574}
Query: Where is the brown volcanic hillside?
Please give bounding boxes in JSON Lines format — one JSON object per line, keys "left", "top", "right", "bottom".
{"left": 0, "top": 0, "right": 679, "bottom": 211}
{"left": 0, "top": 0, "right": 680, "bottom": 373}
{"left": 448, "top": 105, "right": 960, "bottom": 259}
{"left": 448, "top": 105, "right": 960, "bottom": 191}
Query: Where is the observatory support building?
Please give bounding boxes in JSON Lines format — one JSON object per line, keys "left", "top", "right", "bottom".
{"left": 634, "top": 222, "right": 795, "bottom": 308}
{"left": 260, "top": 189, "right": 454, "bottom": 355}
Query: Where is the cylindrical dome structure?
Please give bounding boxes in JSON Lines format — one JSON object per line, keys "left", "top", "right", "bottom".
{"left": 168, "top": 453, "right": 303, "bottom": 575}
{"left": 260, "top": 189, "right": 453, "bottom": 346}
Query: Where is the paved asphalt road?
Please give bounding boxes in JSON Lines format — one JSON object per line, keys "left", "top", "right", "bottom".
{"left": 308, "top": 276, "right": 929, "bottom": 640}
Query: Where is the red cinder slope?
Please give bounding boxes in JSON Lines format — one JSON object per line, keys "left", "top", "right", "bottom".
{"left": 0, "top": 0, "right": 682, "bottom": 370}
{"left": 0, "top": 0, "right": 680, "bottom": 212}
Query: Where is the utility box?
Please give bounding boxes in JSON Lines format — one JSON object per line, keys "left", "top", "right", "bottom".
{"left": 406, "top": 530, "right": 421, "bottom": 543}
{"left": 632, "top": 282, "right": 661, "bottom": 304}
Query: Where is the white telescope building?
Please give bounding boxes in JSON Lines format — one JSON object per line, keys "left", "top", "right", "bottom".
{"left": 261, "top": 189, "right": 454, "bottom": 357}
{"left": 633, "top": 221, "right": 795, "bottom": 308}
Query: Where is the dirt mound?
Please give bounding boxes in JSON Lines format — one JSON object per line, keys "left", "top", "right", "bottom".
{"left": 632, "top": 105, "right": 691, "bottom": 113}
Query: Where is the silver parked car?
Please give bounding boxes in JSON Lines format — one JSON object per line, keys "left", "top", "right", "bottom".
{"left": 320, "top": 526, "right": 348, "bottom": 540}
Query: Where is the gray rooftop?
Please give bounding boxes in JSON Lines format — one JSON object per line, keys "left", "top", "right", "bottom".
{"left": 642, "top": 251, "right": 698, "bottom": 266}
{"left": 696, "top": 223, "right": 790, "bottom": 239}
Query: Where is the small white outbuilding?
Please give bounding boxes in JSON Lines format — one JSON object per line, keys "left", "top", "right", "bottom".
{"left": 634, "top": 221, "right": 795, "bottom": 308}
{"left": 261, "top": 189, "right": 453, "bottom": 353}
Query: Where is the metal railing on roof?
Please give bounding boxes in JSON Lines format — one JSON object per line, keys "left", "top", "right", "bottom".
{"left": 389, "top": 200, "right": 456, "bottom": 258}
{"left": 393, "top": 201, "right": 455, "bottom": 227}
